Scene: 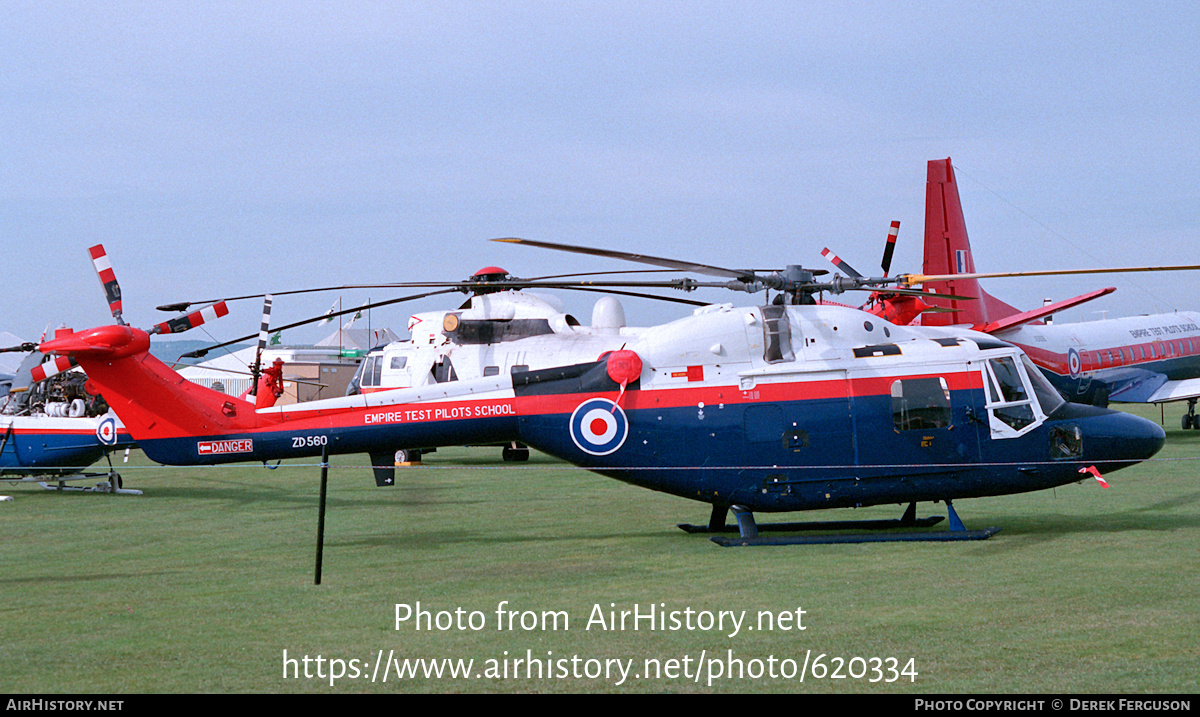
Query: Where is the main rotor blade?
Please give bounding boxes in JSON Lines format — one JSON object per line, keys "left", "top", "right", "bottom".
{"left": 864, "top": 286, "right": 977, "bottom": 301}
{"left": 820, "top": 248, "right": 864, "bottom": 279}
{"left": 523, "top": 268, "right": 686, "bottom": 281}
{"left": 900, "top": 264, "right": 1200, "bottom": 287}
{"left": 179, "top": 288, "right": 459, "bottom": 359}
{"left": 493, "top": 237, "right": 763, "bottom": 283}
{"left": 157, "top": 284, "right": 426, "bottom": 312}
{"left": 558, "top": 286, "right": 709, "bottom": 306}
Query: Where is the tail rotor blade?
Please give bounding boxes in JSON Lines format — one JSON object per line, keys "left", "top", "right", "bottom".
{"left": 257, "top": 295, "right": 273, "bottom": 355}
{"left": 881, "top": 220, "right": 900, "bottom": 276}
{"left": 150, "top": 302, "right": 230, "bottom": 335}
{"left": 250, "top": 295, "right": 273, "bottom": 397}
{"left": 30, "top": 355, "right": 80, "bottom": 383}
{"left": 87, "top": 244, "right": 124, "bottom": 325}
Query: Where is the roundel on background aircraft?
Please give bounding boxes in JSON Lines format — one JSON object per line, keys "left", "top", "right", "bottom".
{"left": 1068, "top": 348, "right": 1082, "bottom": 378}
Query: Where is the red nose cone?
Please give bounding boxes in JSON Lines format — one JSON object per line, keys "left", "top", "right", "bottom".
{"left": 605, "top": 350, "right": 643, "bottom": 386}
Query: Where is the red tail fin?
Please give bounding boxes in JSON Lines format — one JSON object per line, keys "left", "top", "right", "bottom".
{"left": 921, "top": 158, "right": 1023, "bottom": 326}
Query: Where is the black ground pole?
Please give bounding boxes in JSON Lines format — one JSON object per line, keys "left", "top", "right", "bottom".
{"left": 314, "top": 445, "right": 329, "bottom": 585}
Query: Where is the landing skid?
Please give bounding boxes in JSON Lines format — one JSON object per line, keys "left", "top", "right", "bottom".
{"left": 679, "top": 502, "right": 1000, "bottom": 546}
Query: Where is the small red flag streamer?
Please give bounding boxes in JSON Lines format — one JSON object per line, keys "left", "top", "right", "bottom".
{"left": 1079, "top": 465, "right": 1110, "bottom": 488}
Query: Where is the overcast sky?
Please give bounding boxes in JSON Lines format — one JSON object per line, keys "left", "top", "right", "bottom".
{"left": 4, "top": 2, "right": 1199, "bottom": 348}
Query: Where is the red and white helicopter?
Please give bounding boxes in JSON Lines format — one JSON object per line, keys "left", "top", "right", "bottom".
{"left": 36, "top": 235, "right": 1166, "bottom": 544}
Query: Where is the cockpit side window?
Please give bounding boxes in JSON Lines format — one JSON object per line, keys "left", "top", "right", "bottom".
{"left": 359, "top": 356, "right": 378, "bottom": 388}
{"left": 1022, "top": 354, "right": 1065, "bottom": 416}
{"left": 983, "top": 355, "right": 1045, "bottom": 437}
{"left": 989, "top": 357, "right": 1027, "bottom": 402}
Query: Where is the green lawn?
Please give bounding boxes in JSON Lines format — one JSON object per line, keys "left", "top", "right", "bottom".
{"left": 2, "top": 403, "right": 1197, "bottom": 693}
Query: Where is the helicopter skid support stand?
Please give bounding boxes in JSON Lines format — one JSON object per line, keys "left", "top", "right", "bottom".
{"left": 37, "top": 474, "right": 142, "bottom": 495}
{"left": 680, "top": 501, "right": 999, "bottom": 546}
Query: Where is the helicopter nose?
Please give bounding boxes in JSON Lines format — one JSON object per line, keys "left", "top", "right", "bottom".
{"left": 1075, "top": 407, "right": 1166, "bottom": 471}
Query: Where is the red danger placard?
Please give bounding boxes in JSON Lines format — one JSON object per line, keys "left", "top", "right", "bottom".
{"left": 198, "top": 439, "right": 254, "bottom": 455}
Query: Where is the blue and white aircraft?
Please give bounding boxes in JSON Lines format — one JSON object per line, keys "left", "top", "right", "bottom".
{"left": 36, "top": 241, "right": 1166, "bottom": 543}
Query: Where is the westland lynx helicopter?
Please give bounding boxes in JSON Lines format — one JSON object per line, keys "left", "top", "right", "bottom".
{"left": 37, "top": 241, "right": 1166, "bottom": 544}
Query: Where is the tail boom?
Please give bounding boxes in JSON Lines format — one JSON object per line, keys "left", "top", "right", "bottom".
{"left": 39, "top": 325, "right": 524, "bottom": 466}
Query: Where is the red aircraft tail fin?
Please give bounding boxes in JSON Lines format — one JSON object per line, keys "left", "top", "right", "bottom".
{"left": 39, "top": 325, "right": 269, "bottom": 443}
{"left": 921, "top": 158, "right": 1024, "bottom": 326}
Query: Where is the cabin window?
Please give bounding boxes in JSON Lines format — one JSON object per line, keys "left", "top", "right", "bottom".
{"left": 510, "top": 365, "right": 529, "bottom": 374}
{"left": 761, "top": 305, "right": 795, "bottom": 363}
{"left": 431, "top": 358, "right": 457, "bottom": 383}
{"left": 890, "top": 377, "right": 951, "bottom": 431}
{"left": 483, "top": 366, "right": 500, "bottom": 377}
{"left": 390, "top": 355, "right": 408, "bottom": 369}
{"left": 1139, "top": 346, "right": 1146, "bottom": 360}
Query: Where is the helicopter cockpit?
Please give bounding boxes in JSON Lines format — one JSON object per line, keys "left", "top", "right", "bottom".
{"left": 983, "top": 352, "right": 1065, "bottom": 439}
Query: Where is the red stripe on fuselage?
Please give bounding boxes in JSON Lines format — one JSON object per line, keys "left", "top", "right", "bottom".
{"left": 274, "top": 370, "right": 983, "bottom": 433}
{"left": 1019, "top": 338, "right": 1199, "bottom": 377}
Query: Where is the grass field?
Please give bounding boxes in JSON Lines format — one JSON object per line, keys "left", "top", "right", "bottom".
{"left": 2, "top": 403, "right": 1198, "bottom": 694}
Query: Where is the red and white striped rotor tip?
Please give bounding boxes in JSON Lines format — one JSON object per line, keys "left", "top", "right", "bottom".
{"left": 151, "top": 302, "right": 230, "bottom": 335}
{"left": 30, "top": 355, "right": 79, "bottom": 383}
{"left": 87, "top": 244, "right": 124, "bottom": 324}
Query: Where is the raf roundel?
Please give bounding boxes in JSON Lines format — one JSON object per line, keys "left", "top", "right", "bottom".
{"left": 569, "top": 398, "right": 630, "bottom": 456}
{"left": 96, "top": 416, "right": 118, "bottom": 446}
{"left": 1067, "top": 348, "right": 1082, "bottom": 378}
